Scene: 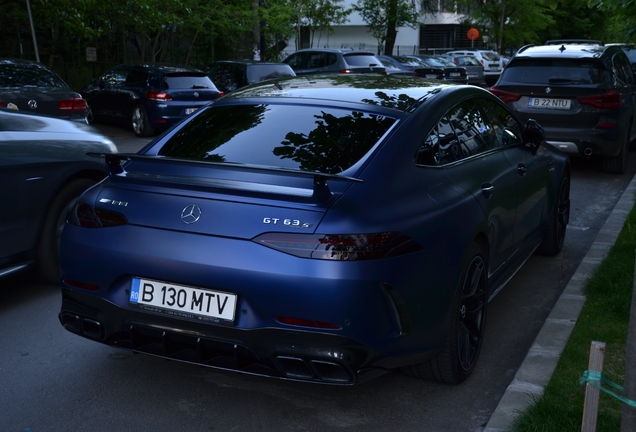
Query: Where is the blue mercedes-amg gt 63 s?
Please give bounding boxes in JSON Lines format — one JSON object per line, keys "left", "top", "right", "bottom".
{"left": 59, "top": 74, "right": 570, "bottom": 385}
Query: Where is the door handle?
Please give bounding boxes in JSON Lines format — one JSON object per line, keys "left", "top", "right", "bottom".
{"left": 481, "top": 183, "right": 494, "bottom": 199}
{"left": 517, "top": 164, "right": 528, "bottom": 176}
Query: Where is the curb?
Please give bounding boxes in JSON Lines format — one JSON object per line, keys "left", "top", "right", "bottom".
{"left": 483, "top": 172, "right": 636, "bottom": 432}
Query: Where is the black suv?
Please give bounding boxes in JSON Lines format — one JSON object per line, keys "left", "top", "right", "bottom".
{"left": 490, "top": 40, "right": 636, "bottom": 173}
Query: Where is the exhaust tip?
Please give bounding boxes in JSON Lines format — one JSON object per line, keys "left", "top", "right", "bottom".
{"left": 584, "top": 147, "right": 593, "bottom": 156}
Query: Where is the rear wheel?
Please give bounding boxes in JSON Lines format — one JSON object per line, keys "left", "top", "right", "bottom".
{"left": 536, "top": 174, "right": 570, "bottom": 256}
{"left": 37, "top": 179, "right": 96, "bottom": 285}
{"left": 402, "top": 241, "right": 488, "bottom": 383}
{"left": 132, "top": 105, "right": 154, "bottom": 137}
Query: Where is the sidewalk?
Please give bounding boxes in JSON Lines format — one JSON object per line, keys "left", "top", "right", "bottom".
{"left": 484, "top": 172, "right": 636, "bottom": 432}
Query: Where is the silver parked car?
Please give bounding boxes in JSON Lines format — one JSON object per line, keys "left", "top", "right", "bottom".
{"left": 0, "top": 108, "right": 117, "bottom": 282}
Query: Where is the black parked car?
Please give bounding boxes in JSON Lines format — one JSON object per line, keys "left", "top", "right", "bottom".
{"left": 82, "top": 64, "right": 223, "bottom": 137}
{"left": 408, "top": 55, "right": 469, "bottom": 84}
{"left": 376, "top": 55, "right": 445, "bottom": 79}
{"left": 490, "top": 40, "right": 636, "bottom": 173}
{"left": 283, "top": 49, "right": 386, "bottom": 75}
{"left": 0, "top": 108, "right": 116, "bottom": 283}
{"left": 205, "top": 60, "right": 295, "bottom": 93}
{"left": 0, "top": 58, "right": 88, "bottom": 123}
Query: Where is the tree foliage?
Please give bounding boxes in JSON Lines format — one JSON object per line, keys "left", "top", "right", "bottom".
{"left": 588, "top": 0, "right": 636, "bottom": 41}
{"left": 352, "top": 0, "right": 419, "bottom": 55}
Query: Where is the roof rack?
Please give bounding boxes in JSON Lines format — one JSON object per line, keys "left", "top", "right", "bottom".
{"left": 516, "top": 44, "right": 535, "bottom": 55}
{"left": 544, "top": 39, "right": 603, "bottom": 46}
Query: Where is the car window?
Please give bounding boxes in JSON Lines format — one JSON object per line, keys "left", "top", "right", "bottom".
{"left": 307, "top": 53, "right": 330, "bottom": 68}
{"left": 284, "top": 53, "right": 306, "bottom": 69}
{"left": 125, "top": 69, "right": 148, "bottom": 85}
{"left": 420, "top": 57, "right": 446, "bottom": 67}
{"left": 163, "top": 74, "right": 217, "bottom": 90}
{"left": 480, "top": 51, "right": 501, "bottom": 61}
{"left": 499, "top": 58, "right": 610, "bottom": 85}
{"left": 612, "top": 53, "right": 634, "bottom": 85}
{"left": 479, "top": 99, "right": 523, "bottom": 148}
{"left": 343, "top": 54, "right": 381, "bottom": 66}
{"left": 101, "top": 68, "right": 128, "bottom": 85}
{"left": 246, "top": 65, "right": 294, "bottom": 83}
{"left": 416, "top": 99, "right": 501, "bottom": 166}
{"left": 158, "top": 104, "right": 397, "bottom": 174}
{"left": 0, "top": 63, "right": 68, "bottom": 88}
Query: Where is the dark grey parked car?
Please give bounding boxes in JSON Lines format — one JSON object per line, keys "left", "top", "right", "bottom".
{"left": 490, "top": 40, "right": 636, "bottom": 174}
{"left": 283, "top": 49, "right": 386, "bottom": 75}
{"left": 0, "top": 108, "right": 116, "bottom": 282}
{"left": 205, "top": 60, "right": 295, "bottom": 93}
{"left": 443, "top": 54, "right": 485, "bottom": 85}
{"left": 0, "top": 58, "right": 89, "bottom": 123}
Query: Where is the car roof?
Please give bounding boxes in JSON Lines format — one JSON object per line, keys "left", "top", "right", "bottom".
{"left": 211, "top": 60, "right": 292, "bottom": 66}
{"left": 218, "top": 74, "right": 478, "bottom": 114}
{"left": 114, "top": 63, "right": 204, "bottom": 73}
{"left": 514, "top": 43, "right": 619, "bottom": 60}
{"left": 291, "top": 48, "right": 377, "bottom": 55}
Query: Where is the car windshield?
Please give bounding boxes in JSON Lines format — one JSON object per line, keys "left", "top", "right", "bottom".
{"left": 0, "top": 63, "right": 68, "bottom": 88}
{"left": 500, "top": 58, "right": 610, "bottom": 85}
{"left": 163, "top": 74, "right": 217, "bottom": 89}
{"left": 158, "top": 104, "right": 397, "bottom": 174}
{"left": 420, "top": 57, "right": 447, "bottom": 67}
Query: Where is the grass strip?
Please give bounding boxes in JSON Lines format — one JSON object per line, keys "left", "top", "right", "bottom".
{"left": 511, "top": 200, "right": 636, "bottom": 431}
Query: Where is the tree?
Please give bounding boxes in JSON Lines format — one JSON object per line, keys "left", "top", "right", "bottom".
{"left": 299, "top": 0, "right": 351, "bottom": 48}
{"left": 352, "top": 0, "right": 419, "bottom": 55}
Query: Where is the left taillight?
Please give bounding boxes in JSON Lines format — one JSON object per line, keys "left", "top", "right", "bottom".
{"left": 253, "top": 232, "right": 423, "bottom": 261}
{"left": 146, "top": 91, "right": 172, "bottom": 101}
{"left": 58, "top": 98, "right": 88, "bottom": 111}
{"left": 69, "top": 202, "right": 128, "bottom": 228}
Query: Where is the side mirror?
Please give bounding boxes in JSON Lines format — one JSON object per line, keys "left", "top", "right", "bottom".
{"left": 523, "top": 118, "right": 545, "bottom": 154}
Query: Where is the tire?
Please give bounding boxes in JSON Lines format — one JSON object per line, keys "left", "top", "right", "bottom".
{"left": 536, "top": 174, "right": 570, "bottom": 256}
{"left": 132, "top": 104, "right": 154, "bottom": 137}
{"left": 402, "top": 241, "right": 488, "bottom": 384}
{"left": 602, "top": 131, "right": 629, "bottom": 174}
{"left": 37, "top": 179, "right": 96, "bottom": 285}
{"left": 86, "top": 104, "right": 95, "bottom": 124}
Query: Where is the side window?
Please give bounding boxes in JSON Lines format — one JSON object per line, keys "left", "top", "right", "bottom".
{"left": 416, "top": 115, "right": 461, "bottom": 166}
{"left": 326, "top": 53, "right": 338, "bottom": 67}
{"left": 448, "top": 100, "right": 495, "bottom": 155}
{"left": 479, "top": 98, "right": 523, "bottom": 148}
{"left": 308, "top": 53, "right": 327, "bottom": 68}
{"left": 125, "top": 69, "right": 147, "bottom": 85}
{"left": 101, "top": 68, "right": 127, "bottom": 85}
{"left": 613, "top": 53, "right": 634, "bottom": 85}
{"left": 285, "top": 53, "right": 305, "bottom": 69}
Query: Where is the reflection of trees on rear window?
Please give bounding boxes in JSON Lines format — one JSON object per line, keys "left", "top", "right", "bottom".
{"left": 0, "top": 64, "right": 67, "bottom": 88}
{"left": 501, "top": 59, "right": 609, "bottom": 85}
{"left": 158, "top": 104, "right": 395, "bottom": 174}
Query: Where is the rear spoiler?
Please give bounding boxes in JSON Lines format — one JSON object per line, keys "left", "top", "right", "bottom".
{"left": 88, "top": 152, "right": 362, "bottom": 204}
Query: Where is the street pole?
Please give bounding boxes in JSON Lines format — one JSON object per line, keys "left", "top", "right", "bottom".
{"left": 26, "top": 0, "right": 40, "bottom": 62}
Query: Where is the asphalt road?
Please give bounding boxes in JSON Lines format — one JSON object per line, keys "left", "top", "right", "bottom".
{"left": 2, "top": 123, "right": 635, "bottom": 432}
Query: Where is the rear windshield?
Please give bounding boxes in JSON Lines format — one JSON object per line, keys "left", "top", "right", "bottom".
{"left": 246, "top": 65, "right": 294, "bottom": 83}
{"left": 480, "top": 51, "right": 501, "bottom": 61}
{"left": 163, "top": 74, "right": 217, "bottom": 90}
{"left": 500, "top": 58, "right": 610, "bottom": 85}
{"left": 0, "top": 63, "right": 67, "bottom": 88}
{"left": 343, "top": 54, "right": 382, "bottom": 67}
{"left": 158, "top": 104, "right": 396, "bottom": 174}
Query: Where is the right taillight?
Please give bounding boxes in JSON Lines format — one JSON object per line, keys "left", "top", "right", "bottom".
{"left": 578, "top": 90, "right": 622, "bottom": 109}
{"left": 489, "top": 87, "right": 522, "bottom": 103}
{"left": 69, "top": 202, "right": 128, "bottom": 228}
{"left": 253, "top": 232, "right": 423, "bottom": 261}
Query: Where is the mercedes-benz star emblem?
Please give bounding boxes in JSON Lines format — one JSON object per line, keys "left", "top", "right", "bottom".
{"left": 28, "top": 100, "right": 38, "bottom": 109}
{"left": 181, "top": 204, "right": 202, "bottom": 224}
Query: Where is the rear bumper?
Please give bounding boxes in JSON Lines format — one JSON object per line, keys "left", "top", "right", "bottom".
{"left": 59, "top": 289, "right": 439, "bottom": 385}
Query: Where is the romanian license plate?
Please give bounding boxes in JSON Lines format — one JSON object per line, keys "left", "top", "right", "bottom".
{"left": 129, "top": 277, "right": 237, "bottom": 322}
{"left": 449, "top": 72, "right": 460, "bottom": 77}
{"left": 424, "top": 74, "right": 438, "bottom": 79}
{"left": 185, "top": 108, "right": 198, "bottom": 115}
{"left": 528, "top": 97, "right": 571, "bottom": 110}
